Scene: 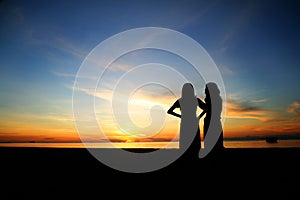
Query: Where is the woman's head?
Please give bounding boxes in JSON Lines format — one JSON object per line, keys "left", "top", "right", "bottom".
{"left": 182, "top": 83, "right": 195, "bottom": 98}
{"left": 205, "top": 82, "right": 220, "bottom": 97}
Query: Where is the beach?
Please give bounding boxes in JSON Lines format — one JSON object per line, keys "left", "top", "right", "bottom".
{"left": 1, "top": 147, "right": 299, "bottom": 197}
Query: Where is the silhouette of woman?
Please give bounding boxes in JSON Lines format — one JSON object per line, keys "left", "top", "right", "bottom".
{"left": 167, "top": 83, "right": 205, "bottom": 159}
{"left": 202, "top": 82, "right": 224, "bottom": 151}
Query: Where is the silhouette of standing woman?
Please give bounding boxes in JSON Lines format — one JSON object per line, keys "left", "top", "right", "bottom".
{"left": 167, "top": 83, "right": 205, "bottom": 159}
{"left": 202, "top": 82, "right": 224, "bottom": 151}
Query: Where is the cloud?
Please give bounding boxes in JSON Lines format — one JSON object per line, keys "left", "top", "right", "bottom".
{"left": 253, "top": 119, "right": 300, "bottom": 135}
{"left": 287, "top": 101, "right": 300, "bottom": 116}
{"left": 225, "top": 98, "right": 300, "bottom": 135}
{"left": 52, "top": 71, "right": 98, "bottom": 81}
{"left": 219, "top": 65, "right": 235, "bottom": 75}
{"left": 251, "top": 99, "right": 268, "bottom": 103}
{"left": 50, "top": 36, "right": 89, "bottom": 59}
{"left": 129, "top": 137, "right": 178, "bottom": 143}
{"left": 108, "top": 63, "right": 132, "bottom": 72}
{"left": 220, "top": 2, "right": 256, "bottom": 53}
{"left": 174, "top": 1, "right": 218, "bottom": 29}
{"left": 5, "top": 7, "right": 89, "bottom": 61}
{"left": 53, "top": 62, "right": 133, "bottom": 82}
{"left": 4, "top": 111, "right": 74, "bottom": 123}
{"left": 72, "top": 75, "right": 179, "bottom": 106}
{"left": 225, "top": 97, "right": 274, "bottom": 121}
{"left": 72, "top": 86, "right": 113, "bottom": 101}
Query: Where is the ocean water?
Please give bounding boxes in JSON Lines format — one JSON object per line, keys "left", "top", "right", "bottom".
{"left": 224, "top": 139, "right": 300, "bottom": 148}
{"left": 0, "top": 139, "right": 299, "bottom": 148}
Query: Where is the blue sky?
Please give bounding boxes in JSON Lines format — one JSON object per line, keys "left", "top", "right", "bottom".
{"left": 0, "top": 0, "right": 300, "bottom": 142}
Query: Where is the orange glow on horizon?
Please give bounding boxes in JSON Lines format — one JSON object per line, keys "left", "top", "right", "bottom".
{"left": 1, "top": 96, "right": 300, "bottom": 143}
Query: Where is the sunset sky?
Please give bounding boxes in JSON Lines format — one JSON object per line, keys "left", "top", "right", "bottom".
{"left": 0, "top": 0, "right": 300, "bottom": 143}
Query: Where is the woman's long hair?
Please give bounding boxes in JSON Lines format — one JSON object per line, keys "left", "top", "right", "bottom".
{"left": 180, "top": 83, "right": 198, "bottom": 118}
{"left": 205, "top": 82, "right": 222, "bottom": 118}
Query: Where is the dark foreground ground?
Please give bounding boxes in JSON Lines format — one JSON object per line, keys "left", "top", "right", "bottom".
{"left": 1, "top": 147, "right": 299, "bottom": 198}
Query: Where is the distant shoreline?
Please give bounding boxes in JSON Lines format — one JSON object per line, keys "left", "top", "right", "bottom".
{"left": 0, "top": 139, "right": 299, "bottom": 148}
{"left": 1, "top": 146, "right": 300, "bottom": 153}
{"left": 1, "top": 137, "right": 300, "bottom": 143}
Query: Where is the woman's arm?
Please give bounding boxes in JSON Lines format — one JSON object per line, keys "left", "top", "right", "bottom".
{"left": 167, "top": 100, "right": 181, "bottom": 118}
{"left": 197, "top": 98, "right": 207, "bottom": 119}
{"left": 197, "top": 98, "right": 206, "bottom": 110}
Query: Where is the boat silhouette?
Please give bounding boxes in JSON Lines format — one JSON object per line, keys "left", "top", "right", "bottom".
{"left": 265, "top": 136, "right": 278, "bottom": 143}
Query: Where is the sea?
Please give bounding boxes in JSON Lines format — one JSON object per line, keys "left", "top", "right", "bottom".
{"left": 0, "top": 139, "right": 299, "bottom": 148}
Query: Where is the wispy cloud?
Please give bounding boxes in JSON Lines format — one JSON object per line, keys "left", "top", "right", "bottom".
{"left": 169, "top": 0, "right": 218, "bottom": 30}
{"left": 225, "top": 97, "right": 274, "bottom": 121}
{"left": 0, "top": 111, "right": 74, "bottom": 124}
{"left": 218, "top": 2, "right": 256, "bottom": 54}
{"left": 190, "top": 2, "right": 217, "bottom": 27}
{"left": 6, "top": 7, "right": 89, "bottom": 61}
{"left": 251, "top": 99, "right": 268, "bottom": 103}
{"left": 108, "top": 63, "right": 132, "bottom": 72}
{"left": 27, "top": 25, "right": 88, "bottom": 60}
{"left": 52, "top": 71, "right": 98, "bottom": 80}
{"left": 253, "top": 120, "right": 300, "bottom": 135}
{"left": 0, "top": 110, "right": 77, "bottom": 142}
{"left": 54, "top": 36, "right": 89, "bottom": 59}
{"left": 72, "top": 86, "right": 113, "bottom": 101}
{"left": 287, "top": 101, "right": 300, "bottom": 117}
{"left": 219, "top": 65, "right": 236, "bottom": 75}
{"left": 224, "top": 98, "right": 300, "bottom": 136}
{"left": 73, "top": 82, "right": 178, "bottom": 107}
{"left": 221, "top": 3, "right": 255, "bottom": 46}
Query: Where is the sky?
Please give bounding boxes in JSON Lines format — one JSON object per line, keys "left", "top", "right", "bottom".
{"left": 0, "top": 0, "right": 300, "bottom": 143}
